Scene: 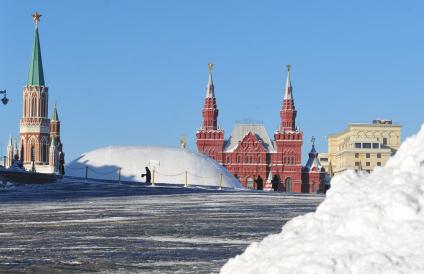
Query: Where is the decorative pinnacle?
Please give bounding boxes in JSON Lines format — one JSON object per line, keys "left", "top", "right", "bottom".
{"left": 32, "top": 11, "right": 42, "bottom": 26}
{"left": 208, "top": 63, "right": 214, "bottom": 73}
{"left": 287, "top": 64, "right": 291, "bottom": 72}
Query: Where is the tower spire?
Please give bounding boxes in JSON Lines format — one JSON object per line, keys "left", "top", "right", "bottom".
{"left": 284, "top": 64, "right": 293, "bottom": 100}
{"left": 28, "top": 12, "right": 45, "bottom": 86}
{"left": 51, "top": 101, "right": 59, "bottom": 121}
{"left": 206, "top": 63, "right": 215, "bottom": 98}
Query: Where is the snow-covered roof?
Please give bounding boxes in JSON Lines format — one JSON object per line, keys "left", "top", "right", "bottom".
{"left": 66, "top": 146, "right": 241, "bottom": 188}
{"left": 224, "top": 124, "right": 276, "bottom": 153}
{"left": 304, "top": 145, "right": 323, "bottom": 171}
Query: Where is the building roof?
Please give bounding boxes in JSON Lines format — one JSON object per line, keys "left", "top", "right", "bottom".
{"left": 304, "top": 144, "right": 323, "bottom": 171}
{"left": 27, "top": 25, "right": 45, "bottom": 86}
{"left": 224, "top": 124, "right": 276, "bottom": 153}
{"left": 328, "top": 120, "right": 402, "bottom": 138}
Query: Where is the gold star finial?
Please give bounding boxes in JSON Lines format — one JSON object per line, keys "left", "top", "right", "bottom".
{"left": 32, "top": 12, "right": 42, "bottom": 25}
{"left": 208, "top": 63, "right": 214, "bottom": 73}
{"left": 287, "top": 64, "right": 291, "bottom": 72}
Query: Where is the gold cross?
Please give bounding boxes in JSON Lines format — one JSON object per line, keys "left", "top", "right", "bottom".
{"left": 287, "top": 64, "right": 291, "bottom": 71}
{"left": 32, "top": 12, "right": 42, "bottom": 25}
{"left": 208, "top": 63, "right": 214, "bottom": 73}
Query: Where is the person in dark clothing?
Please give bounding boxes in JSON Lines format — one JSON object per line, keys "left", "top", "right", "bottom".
{"left": 271, "top": 175, "right": 279, "bottom": 191}
{"left": 256, "top": 175, "right": 263, "bottom": 190}
{"left": 141, "top": 167, "right": 152, "bottom": 184}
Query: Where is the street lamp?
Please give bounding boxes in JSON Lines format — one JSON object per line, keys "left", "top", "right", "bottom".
{"left": 0, "top": 90, "right": 9, "bottom": 105}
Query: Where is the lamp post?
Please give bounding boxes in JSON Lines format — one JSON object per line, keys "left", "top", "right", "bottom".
{"left": 0, "top": 90, "right": 9, "bottom": 105}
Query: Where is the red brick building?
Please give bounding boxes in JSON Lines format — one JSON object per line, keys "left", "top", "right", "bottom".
{"left": 196, "top": 64, "right": 303, "bottom": 192}
{"left": 302, "top": 138, "right": 327, "bottom": 193}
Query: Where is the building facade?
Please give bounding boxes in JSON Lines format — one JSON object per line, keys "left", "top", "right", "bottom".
{"left": 196, "top": 64, "right": 303, "bottom": 192}
{"left": 6, "top": 12, "right": 64, "bottom": 174}
{"left": 327, "top": 119, "right": 401, "bottom": 175}
{"left": 302, "top": 139, "right": 327, "bottom": 193}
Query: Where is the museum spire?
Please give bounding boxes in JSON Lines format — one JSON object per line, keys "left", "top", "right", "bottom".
{"left": 206, "top": 63, "right": 215, "bottom": 98}
{"left": 284, "top": 64, "right": 293, "bottom": 100}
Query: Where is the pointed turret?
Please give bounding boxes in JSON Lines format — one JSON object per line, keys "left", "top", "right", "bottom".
{"left": 51, "top": 102, "right": 59, "bottom": 121}
{"left": 50, "top": 102, "right": 61, "bottom": 141}
{"left": 6, "top": 135, "right": 14, "bottom": 168}
{"left": 206, "top": 63, "right": 215, "bottom": 98}
{"left": 201, "top": 63, "right": 219, "bottom": 131}
{"left": 280, "top": 64, "right": 297, "bottom": 131}
{"left": 284, "top": 64, "right": 293, "bottom": 100}
{"left": 27, "top": 12, "right": 45, "bottom": 86}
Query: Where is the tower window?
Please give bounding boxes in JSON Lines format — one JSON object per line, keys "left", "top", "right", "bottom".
{"left": 355, "top": 143, "right": 361, "bottom": 148}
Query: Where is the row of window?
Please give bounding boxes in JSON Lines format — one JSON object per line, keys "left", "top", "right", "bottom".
{"left": 355, "top": 161, "right": 382, "bottom": 167}
{"left": 354, "top": 138, "right": 388, "bottom": 149}
{"left": 23, "top": 95, "right": 48, "bottom": 118}
{"left": 226, "top": 156, "right": 297, "bottom": 164}
{"left": 355, "top": 153, "right": 381, "bottom": 159}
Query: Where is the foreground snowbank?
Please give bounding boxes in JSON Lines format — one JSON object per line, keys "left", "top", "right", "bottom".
{"left": 221, "top": 125, "right": 424, "bottom": 274}
{"left": 66, "top": 146, "right": 241, "bottom": 188}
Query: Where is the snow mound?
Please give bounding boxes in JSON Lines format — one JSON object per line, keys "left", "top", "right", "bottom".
{"left": 221, "top": 125, "right": 424, "bottom": 274}
{"left": 66, "top": 146, "right": 241, "bottom": 188}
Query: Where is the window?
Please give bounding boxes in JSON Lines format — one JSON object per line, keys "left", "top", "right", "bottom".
{"left": 355, "top": 162, "right": 360, "bottom": 166}
{"left": 366, "top": 162, "right": 370, "bottom": 166}
{"left": 363, "top": 143, "right": 371, "bottom": 149}
{"left": 383, "top": 138, "right": 388, "bottom": 145}
{"left": 373, "top": 143, "right": 379, "bottom": 149}
{"left": 377, "top": 153, "right": 381, "bottom": 158}
{"left": 355, "top": 153, "right": 359, "bottom": 158}
{"left": 355, "top": 143, "right": 361, "bottom": 149}
{"left": 237, "top": 156, "right": 240, "bottom": 163}
{"left": 366, "top": 153, "right": 370, "bottom": 158}
{"left": 320, "top": 157, "right": 328, "bottom": 162}
{"left": 377, "top": 162, "right": 381, "bottom": 166}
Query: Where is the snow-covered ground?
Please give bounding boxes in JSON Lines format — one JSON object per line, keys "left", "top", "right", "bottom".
{"left": 221, "top": 125, "right": 424, "bottom": 274}
{"left": 0, "top": 179, "right": 322, "bottom": 273}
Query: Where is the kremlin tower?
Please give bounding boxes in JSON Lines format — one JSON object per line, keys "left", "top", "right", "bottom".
{"left": 10, "top": 12, "right": 64, "bottom": 173}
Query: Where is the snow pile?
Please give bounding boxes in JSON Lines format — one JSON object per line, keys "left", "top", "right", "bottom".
{"left": 66, "top": 146, "right": 241, "bottom": 188}
{"left": 221, "top": 125, "right": 424, "bottom": 274}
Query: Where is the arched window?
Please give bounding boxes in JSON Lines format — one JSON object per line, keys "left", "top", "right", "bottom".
{"left": 285, "top": 177, "right": 292, "bottom": 192}
{"left": 31, "top": 97, "right": 37, "bottom": 117}
{"left": 40, "top": 95, "right": 45, "bottom": 117}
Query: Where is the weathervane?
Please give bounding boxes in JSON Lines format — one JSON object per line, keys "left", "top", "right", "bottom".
{"left": 208, "top": 63, "right": 214, "bottom": 73}
{"left": 32, "top": 11, "right": 42, "bottom": 26}
{"left": 311, "top": 136, "right": 316, "bottom": 146}
{"left": 287, "top": 64, "right": 291, "bottom": 72}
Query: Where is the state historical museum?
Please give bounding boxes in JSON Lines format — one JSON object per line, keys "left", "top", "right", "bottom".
{"left": 196, "top": 64, "right": 304, "bottom": 192}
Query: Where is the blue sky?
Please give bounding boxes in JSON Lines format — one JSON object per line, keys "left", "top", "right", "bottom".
{"left": 1, "top": 1, "right": 423, "bottom": 162}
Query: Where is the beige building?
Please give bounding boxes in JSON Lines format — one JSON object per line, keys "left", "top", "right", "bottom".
{"left": 327, "top": 119, "right": 401, "bottom": 175}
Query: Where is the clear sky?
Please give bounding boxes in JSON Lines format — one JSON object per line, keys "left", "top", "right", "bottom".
{"left": 1, "top": 0, "right": 423, "bottom": 162}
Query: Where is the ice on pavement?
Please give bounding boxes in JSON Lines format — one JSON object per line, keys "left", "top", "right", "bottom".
{"left": 221, "top": 124, "right": 424, "bottom": 274}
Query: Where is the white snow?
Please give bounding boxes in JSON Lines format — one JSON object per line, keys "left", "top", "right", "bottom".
{"left": 221, "top": 125, "right": 424, "bottom": 274}
{"left": 66, "top": 146, "right": 241, "bottom": 188}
